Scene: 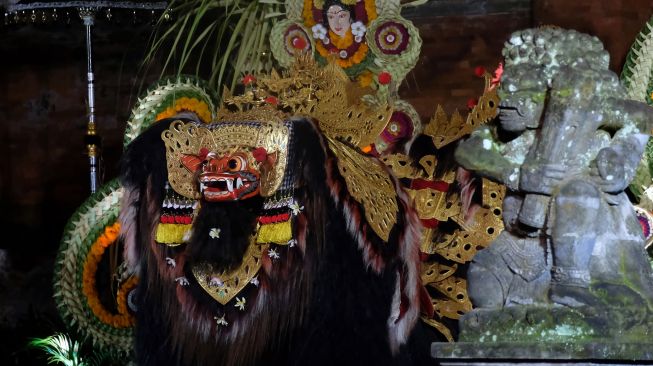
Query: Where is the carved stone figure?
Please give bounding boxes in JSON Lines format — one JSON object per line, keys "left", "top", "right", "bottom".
{"left": 455, "top": 28, "right": 653, "bottom": 312}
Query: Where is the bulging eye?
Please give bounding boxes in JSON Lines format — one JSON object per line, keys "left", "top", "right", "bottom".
{"left": 226, "top": 156, "right": 246, "bottom": 171}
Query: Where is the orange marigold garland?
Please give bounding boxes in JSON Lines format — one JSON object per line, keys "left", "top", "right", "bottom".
{"left": 54, "top": 180, "right": 133, "bottom": 357}
{"left": 155, "top": 96, "right": 213, "bottom": 123}
{"left": 82, "top": 221, "right": 136, "bottom": 328}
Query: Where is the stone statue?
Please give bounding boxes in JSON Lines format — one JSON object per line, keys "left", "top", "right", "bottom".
{"left": 455, "top": 28, "right": 653, "bottom": 315}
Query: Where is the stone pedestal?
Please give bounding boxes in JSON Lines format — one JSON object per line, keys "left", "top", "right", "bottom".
{"left": 432, "top": 341, "right": 653, "bottom": 365}
{"left": 432, "top": 305, "right": 653, "bottom": 366}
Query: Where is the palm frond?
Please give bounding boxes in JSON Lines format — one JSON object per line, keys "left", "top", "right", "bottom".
{"left": 145, "top": 0, "right": 285, "bottom": 94}
{"left": 30, "top": 333, "right": 85, "bottom": 366}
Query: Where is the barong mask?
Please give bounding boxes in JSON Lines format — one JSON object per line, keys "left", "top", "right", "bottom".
{"left": 163, "top": 121, "right": 290, "bottom": 201}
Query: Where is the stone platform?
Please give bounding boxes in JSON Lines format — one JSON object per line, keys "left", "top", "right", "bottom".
{"left": 432, "top": 341, "right": 653, "bottom": 366}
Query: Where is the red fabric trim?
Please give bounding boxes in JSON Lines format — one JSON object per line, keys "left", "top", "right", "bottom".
{"left": 258, "top": 212, "right": 291, "bottom": 224}
{"left": 410, "top": 179, "right": 449, "bottom": 192}
{"left": 160, "top": 215, "right": 192, "bottom": 224}
{"left": 420, "top": 218, "right": 439, "bottom": 229}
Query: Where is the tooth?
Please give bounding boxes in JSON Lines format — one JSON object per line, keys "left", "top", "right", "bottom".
{"left": 236, "top": 177, "right": 243, "bottom": 189}
{"left": 227, "top": 179, "right": 234, "bottom": 192}
{"left": 200, "top": 183, "right": 205, "bottom": 192}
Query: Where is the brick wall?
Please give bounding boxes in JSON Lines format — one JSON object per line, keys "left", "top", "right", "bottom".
{"left": 0, "top": 22, "right": 160, "bottom": 264}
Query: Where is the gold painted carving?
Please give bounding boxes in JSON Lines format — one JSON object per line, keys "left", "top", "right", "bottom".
{"left": 380, "top": 154, "right": 420, "bottom": 179}
{"left": 420, "top": 179, "right": 505, "bottom": 260}
{"left": 409, "top": 189, "right": 461, "bottom": 222}
{"left": 429, "top": 276, "right": 472, "bottom": 319}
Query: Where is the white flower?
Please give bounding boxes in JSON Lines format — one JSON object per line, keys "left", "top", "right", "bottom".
{"left": 351, "top": 21, "right": 366, "bottom": 37}
{"left": 268, "top": 248, "right": 280, "bottom": 260}
{"left": 214, "top": 315, "right": 228, "bottom": 327}
{"left": 209, "top": 228, "right": 221, "bottom": 239}
{"left": 175, "top": 276, "right": 189, "bottom": 286}
{"left": 250, "top": 276, "right": 259, "bottom": 287}
{"left": 289, "top": 200, "right": 304, "bottom": 216}
{"left": 287, "top": 238, "right": 297, "bottom": 248}
{"left": 182, "top": 227, "right": 193, "bottom": 242}
{"left": 165, "top": 257, "right": 176, "bottom": 268}
{"left": 209, "top": 276, "right": 223, "bottom": 287}
{"left": 311, "top": 24, "right": 327, "bottom": 40}
{"left": 339, "top": 50, "right": 348, "bottom": 59}
{"left": 235, "top": 297, "right": 246, "bottom": 311}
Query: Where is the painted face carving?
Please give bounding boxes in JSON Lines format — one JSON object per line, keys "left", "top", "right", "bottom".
{"left": 326, "top": 5, "right": 352, "bottom": 37}
{"left": 181, "top": 151, "right": 261, "bottom": 201}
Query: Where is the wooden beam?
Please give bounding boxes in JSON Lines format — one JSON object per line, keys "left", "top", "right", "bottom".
{"left": 402, "top": 0, "right": 531, "bottom": 19}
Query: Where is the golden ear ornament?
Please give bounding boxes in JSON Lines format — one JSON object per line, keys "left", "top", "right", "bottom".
{"left": 326, "top": 136, "right": 398, "bottom": 241}
{"left": 161, "top": 120, "right": 290, "bottom": 199}
{"left": 221, "top": 56, "right": 392, "bottom": 149}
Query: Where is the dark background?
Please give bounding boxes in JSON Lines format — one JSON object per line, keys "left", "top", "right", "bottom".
{"left": 0, "top": 0, "right": 652, "bottom": 364}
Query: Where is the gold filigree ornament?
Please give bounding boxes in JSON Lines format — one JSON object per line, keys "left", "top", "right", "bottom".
{"left": 326, "top": 136, "right": 398, "bottom": 241}
{"left": 162, "top": 120, "right": 290, "bottom": 199}
{"left": 221, "top": 57, "right": 392, "bottom": 149}
{"left": 423, "top": 72, "right": 500, "bottom": 149}
{"left": 192, "top": 236, "right": 265, "bottom": 305}
{"left": 421, "top": 179, "right": 505, "bottom": 261}
{"left": 409, "top": 188, "right": 461, "bottom": 222}
{"left": 380, "top": 153, "right": 420, "bottom": 179}
{"left": 297, "top": 63, "right": 392, "bottom": 148}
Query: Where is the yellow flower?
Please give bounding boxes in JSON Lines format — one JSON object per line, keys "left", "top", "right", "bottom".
{"left": 357, "top": 70, "right": 373, "bottom": 88}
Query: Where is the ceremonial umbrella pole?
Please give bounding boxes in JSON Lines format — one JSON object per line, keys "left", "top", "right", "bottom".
{"left": 5, "top": 0, "right": 167, "bottom": 193}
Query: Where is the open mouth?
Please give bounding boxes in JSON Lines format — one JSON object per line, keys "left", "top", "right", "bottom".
{"left": 199, "top": 172, "right": 259, "bottom": 201}
{"left": 498, "top": 103, "right": 522, "bottom": 117}
{"left": 498, "top": 104, "right": 527, "bottom": 121}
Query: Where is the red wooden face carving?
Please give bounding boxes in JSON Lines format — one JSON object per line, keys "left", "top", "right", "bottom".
{"left": 181, "top": 151, "right": 261, "bottom": 201}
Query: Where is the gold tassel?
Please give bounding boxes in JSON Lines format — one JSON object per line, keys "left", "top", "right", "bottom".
{"left": 256, "top": 221, "right": 292, "bottom": 244}
{"left": 155, "top": 223, "right": 191, "bottom": 246}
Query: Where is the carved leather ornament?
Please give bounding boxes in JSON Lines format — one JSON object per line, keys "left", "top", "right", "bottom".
{"left": 326, "top": 136, "right": 398, "bottom": 241}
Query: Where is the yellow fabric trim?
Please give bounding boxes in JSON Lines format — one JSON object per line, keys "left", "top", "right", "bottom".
{"left": 155, "top": 223, "right": 191, "bottom": 245}
{"left": 256, "top": 221, "right": 293, "bottom": 244}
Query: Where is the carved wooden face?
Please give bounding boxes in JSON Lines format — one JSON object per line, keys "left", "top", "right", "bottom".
{"left": 181, "top": 151, "right": 261, "bottom": 201}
